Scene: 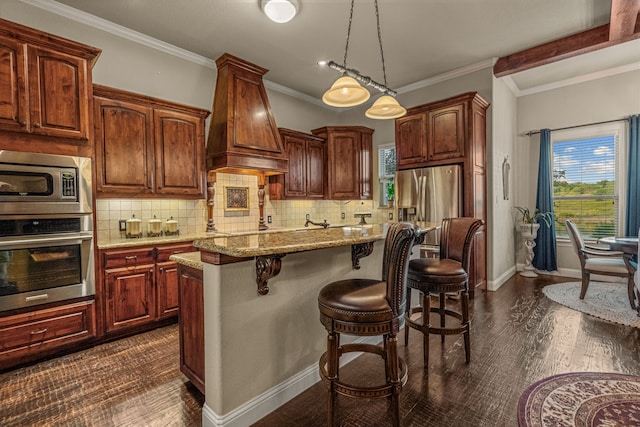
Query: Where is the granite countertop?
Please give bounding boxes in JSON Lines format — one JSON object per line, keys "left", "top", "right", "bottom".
{"left": 193, "top": 224, "right": 393, "bottom": 258}
{"left": 169, "top": 251, "right": 203, "bottom": 270}
{"left": 97, "top": 231, "right": 226, "bottom": 250}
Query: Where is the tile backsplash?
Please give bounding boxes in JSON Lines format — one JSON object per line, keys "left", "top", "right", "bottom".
{"left": 96, "top": 173, "right": 393, "bottom": 243}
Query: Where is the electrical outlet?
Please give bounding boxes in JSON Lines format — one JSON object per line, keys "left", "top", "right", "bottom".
{"left": 388, "top": 212, "right": 394, "bottom": 220}
{"left": 267, "top": 215, "right": 272, "bottom": 224}
{"left": 119, "top": 220, "right": 126, "bottom": 231}
{"left": 341, "top": 212, "right": 345, "bottom": 219}
{"left": 306, "top": 213, "right": 310, "bottom": 220}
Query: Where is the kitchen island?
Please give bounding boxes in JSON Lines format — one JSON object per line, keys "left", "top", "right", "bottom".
{"left": 181, "top": 223, "right": 430, "bottom": 427}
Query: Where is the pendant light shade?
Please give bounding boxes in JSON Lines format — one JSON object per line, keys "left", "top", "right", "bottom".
{"left": 322, "top": 76, "right": 370, "bottom": 107}
{"left": 365, "top": 95, "right": 406, "bottom": 119}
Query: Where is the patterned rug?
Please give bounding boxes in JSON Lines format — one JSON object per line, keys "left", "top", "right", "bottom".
{"left": 518, "top": 372, "right": 640, "bottom": 426}
{"left": 542, "top": 281, "right": 640, "bottom": 328}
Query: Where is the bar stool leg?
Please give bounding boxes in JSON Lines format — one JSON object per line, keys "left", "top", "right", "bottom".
{"left": 461, "top": 290, "right": 471, "bottom": 363}
{"left": 439, "top": 293, "right": 446, "bottom": 343}
{"left": 404, "top": 289, "right": 412, "bottom": 346}
{"left": 421, "top": 291, "right": 430, "bottom": 367}
{"left": 386, "top": 334, "right": 401, "bottom": 427}
{"left": 326, "top": 331, "right": 338, "bottom": 427}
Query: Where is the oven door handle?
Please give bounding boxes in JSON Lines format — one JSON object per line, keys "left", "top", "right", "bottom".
{"left": 0, "top": 233, "right": 93, "bottom": 250}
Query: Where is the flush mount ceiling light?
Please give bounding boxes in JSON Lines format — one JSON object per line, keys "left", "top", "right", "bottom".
{"left": 321, "top": 0, "right": 405, "bottom": 119}
{"left": 262, "top": 0, "right": 298, "bottom": 24}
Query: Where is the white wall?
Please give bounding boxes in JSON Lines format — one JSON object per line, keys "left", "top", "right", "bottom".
{"left": 490, "top": 76, "right": 518, "bottom": 288}
{"left": 515, "top": 69, "right": 640, "bottom": 272}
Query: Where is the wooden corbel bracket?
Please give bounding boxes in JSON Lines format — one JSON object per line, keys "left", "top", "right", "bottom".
{"left": 352, "top": 242, "right": 374, "bottom": 269}
{"left": 256, "top": 254, "right": 286, "bottom": 295}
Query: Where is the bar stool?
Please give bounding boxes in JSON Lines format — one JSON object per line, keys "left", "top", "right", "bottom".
{"left": 404, "top": 217, "right": 483, "bottom": 367}
{"left": 318, "top": 222, "right": 420, "bottom": 427}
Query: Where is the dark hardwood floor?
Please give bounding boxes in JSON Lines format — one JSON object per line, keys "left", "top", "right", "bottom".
{"left": 1, "top": 273, "right": 639, "bottom": 426}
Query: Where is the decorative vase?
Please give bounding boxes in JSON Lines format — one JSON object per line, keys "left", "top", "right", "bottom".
{"left": 519, "top": 222, "right": 540, "bottom": 277}
{"left": 387, "top": 199, "right": 394, "bottom": 208}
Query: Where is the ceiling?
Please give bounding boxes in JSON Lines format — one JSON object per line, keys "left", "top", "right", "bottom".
{"left": 37, "top": 0, "right": 640, "bottom": 100}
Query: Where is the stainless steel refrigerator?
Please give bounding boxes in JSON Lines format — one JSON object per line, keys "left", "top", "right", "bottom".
{"left": 395, "top": 165, "right": 462, "bottom": 249}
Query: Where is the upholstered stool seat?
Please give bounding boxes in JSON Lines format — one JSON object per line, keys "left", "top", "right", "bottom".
{"left": 404, "top": 217, "right": 483, "bottom": 368}
{"left": 318, "top": 222, "right": 420, "bottom": 427}
{"left": 319, "top": 280, "right": 393, "bottom": 323}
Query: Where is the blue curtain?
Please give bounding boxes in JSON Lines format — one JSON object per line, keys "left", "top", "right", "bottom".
{"left": 533, "top": 128, "right": 557, "bottom": 271}
{"left": 626, "top": 115, "right": 640, "bottom": 236}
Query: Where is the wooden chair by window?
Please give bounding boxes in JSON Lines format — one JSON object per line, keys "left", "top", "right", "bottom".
{"left": 565, "top": 219, "right": 636, "bottom": 309}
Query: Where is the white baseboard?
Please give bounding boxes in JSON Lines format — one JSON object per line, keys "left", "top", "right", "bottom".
{"left": 202, "top": 335, "right": 382, "bottom": 427}
{"left": 487, "top": 266, "right": 516, "bottom": 291}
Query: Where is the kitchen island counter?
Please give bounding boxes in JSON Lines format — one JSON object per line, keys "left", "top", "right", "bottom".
{"left": 187, "top": 222, "right": 433, "bottom": 426}
{"left": 192, "top": 224, "right": 386, "bottom": 258}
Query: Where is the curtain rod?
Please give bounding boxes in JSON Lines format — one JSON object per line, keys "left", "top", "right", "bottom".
{"left": 525, "top": 117, "right": 629, "bottom": 137}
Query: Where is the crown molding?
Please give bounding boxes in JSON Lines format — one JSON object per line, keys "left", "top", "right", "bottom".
{"left": 396, "top": 58, "right": 495, "bottom": 95}
{"left": 263, "top": 79, "right": 326, "bottom": 108}
{"left": 517, "top": 61, "right": 640, "bottom": 97}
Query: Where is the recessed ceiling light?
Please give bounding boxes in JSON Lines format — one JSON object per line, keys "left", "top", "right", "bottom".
{"left": 262, "top": 0, "right": 298, "bottom": 24}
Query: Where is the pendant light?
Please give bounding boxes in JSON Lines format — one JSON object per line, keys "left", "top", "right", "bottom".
{"left": 322, "top": 0, "right": 406, "bottom": 119}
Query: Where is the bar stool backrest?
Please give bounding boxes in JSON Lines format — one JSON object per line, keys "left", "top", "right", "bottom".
{"left": 382, "top": 222, "right": 420, "bottom": 317}
{"left": 439, "top": 217, "right": 484, "bottom": 272}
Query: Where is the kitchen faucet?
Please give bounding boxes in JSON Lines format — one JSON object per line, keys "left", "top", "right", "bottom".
{"left": 305, "top": 218, "right": 330, "bottom": 229}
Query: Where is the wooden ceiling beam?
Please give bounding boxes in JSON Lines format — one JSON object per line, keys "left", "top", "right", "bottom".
{"left": 609, "top": 0, "right": 640, "bottom": 41}
{"left": 494, "top": 0, "right": 640, "bottom": 77}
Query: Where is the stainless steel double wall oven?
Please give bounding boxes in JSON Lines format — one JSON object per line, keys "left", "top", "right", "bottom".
{"left": 0, "top": 151, "right": 94, "bottom": 311}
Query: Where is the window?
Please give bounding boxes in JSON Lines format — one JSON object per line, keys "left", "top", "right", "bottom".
{"left": 552, "top": 122, "right": 627, "bottom": 239}
{"left": 378, "top": 144, "right": 396, "bottom": 207}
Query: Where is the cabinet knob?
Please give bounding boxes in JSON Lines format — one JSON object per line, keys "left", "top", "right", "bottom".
{"left": 159, "top": 267, "right": 164, "bottom": 272}
{"left": 33, "top": 122, "right": 41, "bottom": 128}
{"left": 19, "top": 120, "right": 26, "bottom": 127}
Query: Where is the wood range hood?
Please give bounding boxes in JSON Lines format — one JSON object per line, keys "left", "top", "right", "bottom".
{"left": 205, "top": 53, "right": 288, "bottom": 231}
{"left": 206, "top": 53, "right": 287, "bottom": 176}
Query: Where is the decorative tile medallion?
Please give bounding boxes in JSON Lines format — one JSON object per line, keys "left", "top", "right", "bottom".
{"left": 224, "top": 186, "right": 249, "bottom": 211}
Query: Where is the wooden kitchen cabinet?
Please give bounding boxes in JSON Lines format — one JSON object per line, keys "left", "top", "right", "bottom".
{"left": 98, "top": 242, "right": 195, "bottom": 337}
{"left": 395, "top": 102, "right": 465, "bottom": 168}
{"left": 0, "top": 300, "right": 95, "bottom": 370}
{"left": 104, "top": 264, "right": 155, "bottom": 333}
{"left": 177, "top": 264, "right": 205, "bottom": 394}
{"left": 395, "top": 92, "right": 489, "bottom": 293}
{"left": 269, "top": 128, "right": 326, "bottom": 200}
{"left": 94, "top": 85, "right": 210, "bottom": 199}
{"left": 311, "top": 126, "right": 374, "bottom": 200}
{"left": 396, "top": 113, "right": 428, "bottom": 168}
{"left": 0, "top": 19, "right": 100, "bottom": 146}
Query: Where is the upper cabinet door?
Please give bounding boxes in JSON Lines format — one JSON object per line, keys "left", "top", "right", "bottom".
{"left": 94, "top": 96, "right": 154, "bottom": 196}
{"left": 395, "top": 113, "right": 427, "bottom": 169}
{"left": 327, "top": 131, "right": 360, "bottom": 200}
{"left": 154, "top": 108, "right": 205, "bottom": 197}
{"left": 427, "top": 103, "right": 465, "bottom": 162}
{"left": 305, "top": 139, "right": 326, "bottom": 199}
{"left": 0, "top": 36, "right": 28, "bottom": 133}
{"left": 27, "top": 45, "right": 91, "bottom": 140}
{"left": 283, "top": 134, "right": 307, "bottom": 198}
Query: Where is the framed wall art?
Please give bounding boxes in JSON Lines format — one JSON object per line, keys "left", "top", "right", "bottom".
{"left": 224, "top": 186, "right": 249, "bottom": 211}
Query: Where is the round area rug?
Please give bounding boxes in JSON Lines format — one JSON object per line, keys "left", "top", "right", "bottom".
{"left": 518, "top": 372, "right": 640, "bottom": 427}
{"left": 542, "top": 282, "right": 640, "bottom": 328}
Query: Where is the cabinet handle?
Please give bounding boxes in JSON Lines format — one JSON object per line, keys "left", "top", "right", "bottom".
{"left": 30, "top": 328, "right": 47, "bottom": 335}
{"left": 125, "top": 255, "right": 138, "bottom": 260}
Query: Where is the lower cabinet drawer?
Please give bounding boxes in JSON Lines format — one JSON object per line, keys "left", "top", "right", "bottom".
{"left": 0, "top": 301, "right": 95, "bottom": 363}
